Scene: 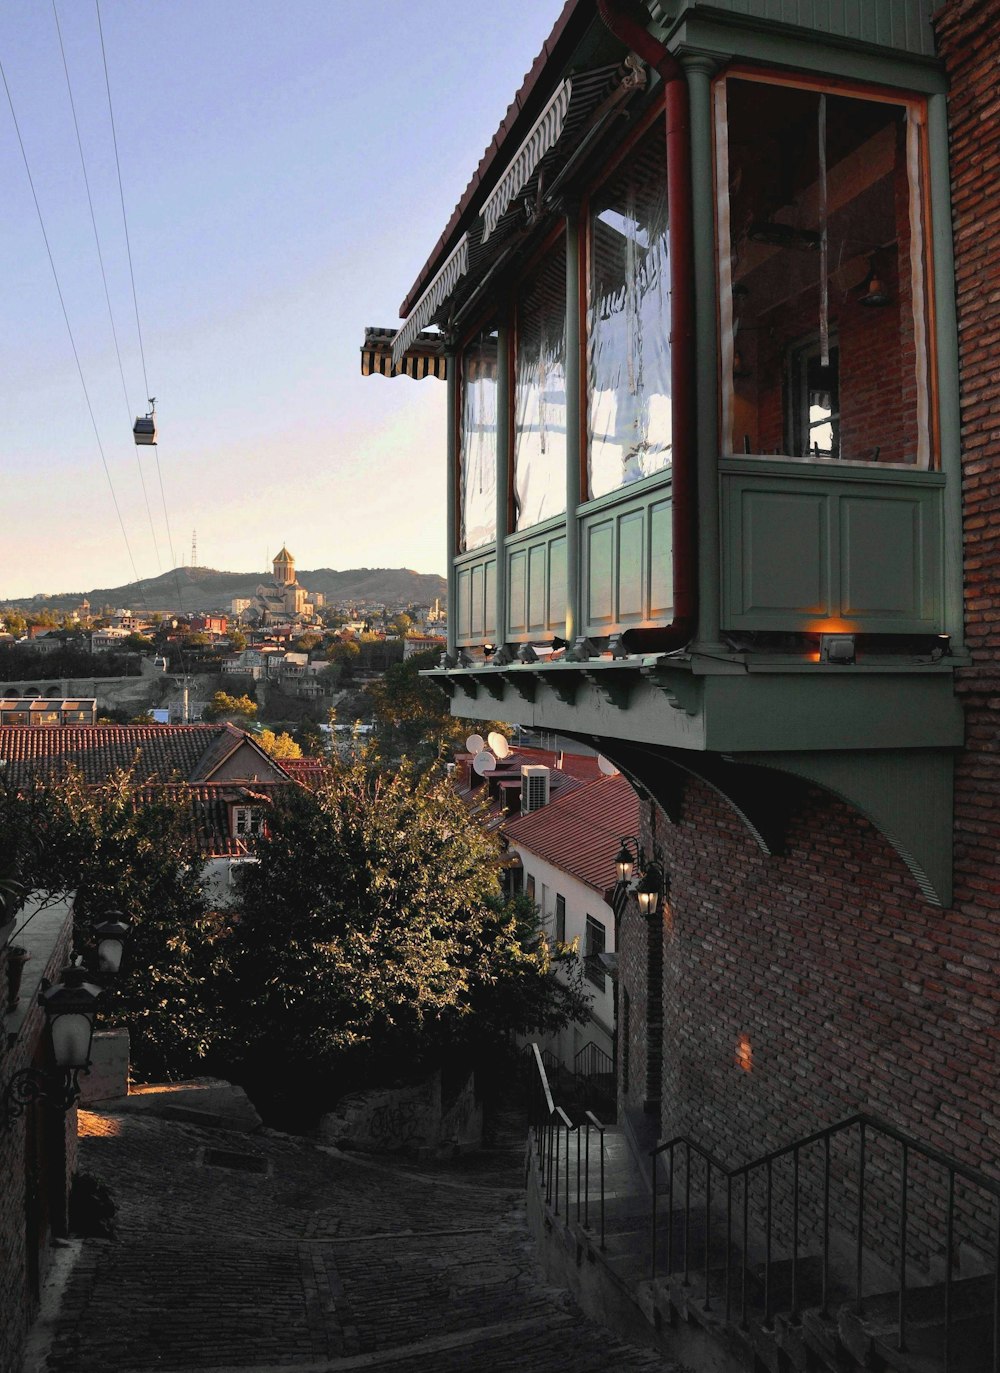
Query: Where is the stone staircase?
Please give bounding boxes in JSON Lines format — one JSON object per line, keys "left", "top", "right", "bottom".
{"left": 528, "top": 1050, "right": 1000, "bottom": 1373}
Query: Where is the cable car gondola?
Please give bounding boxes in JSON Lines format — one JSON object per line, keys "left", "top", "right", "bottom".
{"left": 133, "top": 398, "right": 157, "bottom": 445}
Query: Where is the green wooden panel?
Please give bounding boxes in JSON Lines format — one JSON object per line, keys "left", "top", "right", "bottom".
{"left": 457, "top": 567, "right": 472, "bottom": 643}
{"left": 586, "top": 519, "right": 615, "bottom": 627}
{"left": 507, "top": 550, "right": 527, "bottom": 636}
{"left": 617, "top": 509, "right": 646, "bottom": 623}
{"left": 528, "top": 543, "right": 547, "bottom": 633}
{"left": 742, "top": 490, "right": 829, "bottom": 615}
{"left": 470, "top": 562, "right": 485, "bottom": 640}
{"left": 668, "top": 0, "right": 935, "bottom": 57}
{"left": 649, "top": 498, "right": 673, "bottom": 620}
{"left": 484, "top": 560, "right": 496, "bottom": 639}
{"left": 547, "top": 536, "right": 567, "bottom": 636}
{"left": 721, "top": 463, "right": 945, "bottom": 632}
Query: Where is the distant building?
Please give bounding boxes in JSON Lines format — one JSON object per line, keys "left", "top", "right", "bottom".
{"left": 90, "top": 628, "right": 129, "bottom": 653}
{"left": 248, "top": 548, "right": 322, "bottom": 626}
{"left": 0, "top": 698, "right": 97, "bottom": 726}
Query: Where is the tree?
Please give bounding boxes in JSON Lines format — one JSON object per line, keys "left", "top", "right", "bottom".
{"left": 125, "top": 632, "right": 154, "bottom": 651}
{"left": 292, "top": 632, "right": 321, "bottom": 654}
{"left": 203, "top": 691, "right": 258, "bottom": 723}
{"left": 224, "top": 753, "right": 587, "bottom": 1122}
{"left": 365, "top": 647, "right": 509, "bottom": 768}
{"left": 257, "top": 729, "right": 303, "bottom": 760}
{"left": 326, "top": 639, "right": 360, "bottom": 666}
{"left": 0, "top": 770, "right": 225, "bottom": 1080}
{"left": 389, "top": 612, "right": 413, "bottom": 638}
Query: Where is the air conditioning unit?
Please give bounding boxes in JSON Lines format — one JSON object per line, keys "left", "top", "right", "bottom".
{"left": 521, "top": 765, "right": 550, "bottom": 813}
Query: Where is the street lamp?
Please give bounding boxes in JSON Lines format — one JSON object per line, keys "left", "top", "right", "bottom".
{"left": 615, "top": 836, "right": 642, "bottom": 883}
{"left": 2, "top": 913, "right": 132, "bottom": 1130}
{"left": 635, "top": 864, "right": 663, "bottom": 917}
{"left": 92, "top": 913, "right": 131, "bottom": 975}
{"left": 2, "top": 960, "right": 102, "bottom": 1127}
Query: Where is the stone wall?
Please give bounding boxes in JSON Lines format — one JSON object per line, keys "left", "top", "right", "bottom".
{"left": 0, "top": 897, "right": 76, "bottom": 1373}
{"left": 319, "top": 1071, "right": 482, "bottom": 1157}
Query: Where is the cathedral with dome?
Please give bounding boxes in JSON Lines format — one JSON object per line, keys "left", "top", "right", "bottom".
{"left": 248, "top": 547, "right": 323, "bottom": 625}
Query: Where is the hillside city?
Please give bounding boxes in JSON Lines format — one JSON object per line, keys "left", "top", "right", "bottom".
{"left": 4, "top": 3, "right": 1000, "bottom": 1373}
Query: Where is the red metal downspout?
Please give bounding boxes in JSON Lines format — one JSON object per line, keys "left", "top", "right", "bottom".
{"left": 596, "top": 1, "right": 697, "bottom": 655}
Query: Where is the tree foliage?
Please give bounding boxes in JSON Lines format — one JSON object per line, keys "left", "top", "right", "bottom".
{"left": 203, "top": 691, "right": 258, "bottom": 723}
{"left": 225, "top": 752, "right": 588, "bottom": 1120}
{"left": 256, "top": 728, "right": 303, "bottom": 760}
{"left": 0, "top": 770, "right": 224, "bottom": 1080}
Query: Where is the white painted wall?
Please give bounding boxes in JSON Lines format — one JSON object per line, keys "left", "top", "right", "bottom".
{"left": 510, "top": 843, "right": 615, "bottom": 1072}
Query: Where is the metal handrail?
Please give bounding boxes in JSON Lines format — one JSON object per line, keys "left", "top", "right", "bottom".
{"left": 649, "top": 1112, "right": 1000, "bottom": 1372}
{"left": 527, "top": 1043, "right": 607, "bottom": 1250}
{"left": 574, "top": 1040, "right": 614, "bottom": 1081}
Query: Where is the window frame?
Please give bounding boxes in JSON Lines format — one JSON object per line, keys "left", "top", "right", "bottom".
{"left": 713, "top": 65, "right": 938, "bottom": 472}
{"left": 510, "top": 222, "right": 570, "bottom": 534}
{"left": 456, "top": 315, "right": 502, "bottom": 554}
{"left": 580, "top": 92, "right": 673, "bottom": 503}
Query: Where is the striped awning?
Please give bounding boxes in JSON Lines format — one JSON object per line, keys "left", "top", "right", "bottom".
{"left": 361, "top": 327, "right": 448, "bottom": 381}
{"left": 480, "top": 79, "right": 573, "bottom": 244}
{"left": 391, "top": 234, "right": 469, "bottom": 365}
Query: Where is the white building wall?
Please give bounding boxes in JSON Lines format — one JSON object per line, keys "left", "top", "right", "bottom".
{"left": 510, "top": 843, "right": 615, "bottom": 1073}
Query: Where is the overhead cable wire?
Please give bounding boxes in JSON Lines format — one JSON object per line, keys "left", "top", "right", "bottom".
{"left": 0, "top": 51, "right": 153, "bottom": 622}
{"left": 52, "top": 0, "right": 163, "bottom": 574}
{"left": 96, "top": 0, "right": 191, "bottom": 641}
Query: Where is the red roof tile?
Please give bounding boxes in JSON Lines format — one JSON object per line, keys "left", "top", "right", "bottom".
{"left": 503, "top": 773, "right": 640, "bottom": 894}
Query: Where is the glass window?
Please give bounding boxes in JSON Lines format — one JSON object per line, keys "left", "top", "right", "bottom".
{"left": 588, "top": 122, "right": 672, "bottom": 498}
{"left": 555, "top": 893, "right": 566, "bottom": 943}
{"left": 460, "top": 327, "right": 499, "bottom": 551}
{"left": 526, "top": 873, "right": 536, "bottom": 902}
{"left": 718, "top": 77, "right": 931, "bottom": 466}
{"left": 233, "top": 806, "right": 264, "bottom": 838}
{"left": 514, "top": 237, "right": 567, "bottom": 530}
{"left": 585, "top": 913, "right": 607, "bottom": 990}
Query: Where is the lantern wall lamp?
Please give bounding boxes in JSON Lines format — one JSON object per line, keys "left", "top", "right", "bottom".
{"left": 2, "top": 914, "right": 131, "bottom": 1132}
{"left": 613, "top": 836, "right": 667, "bottom": 915}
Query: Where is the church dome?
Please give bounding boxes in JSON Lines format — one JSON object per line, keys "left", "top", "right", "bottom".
{"left": 274, "top": 547, "right": 293, "bottom": 565}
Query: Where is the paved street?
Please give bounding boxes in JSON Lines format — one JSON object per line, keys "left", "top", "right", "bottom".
{"left": 34, "top": 1105, "right": 687, "bottom": 1372}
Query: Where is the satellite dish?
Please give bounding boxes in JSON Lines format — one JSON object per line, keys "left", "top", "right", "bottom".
{"left": 597, "top": 754, "right": 620, "bottom": 776}
{"left": 488, "top": 731, "right": 510, "bottom": 759}
{"left": 466, "top": 733, "right": 485, "bottom": 755}
{"left": 472, "top": 750, "right": 496, "bottom": 775}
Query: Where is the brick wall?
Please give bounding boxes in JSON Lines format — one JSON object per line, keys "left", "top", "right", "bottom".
{"left": 0, "top": 908, "right": 76, "bottom": 1373}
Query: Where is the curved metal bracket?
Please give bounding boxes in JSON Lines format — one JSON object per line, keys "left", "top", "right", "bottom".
{"left": 2, "top": 1066, "right": 81, "bottom": 1132}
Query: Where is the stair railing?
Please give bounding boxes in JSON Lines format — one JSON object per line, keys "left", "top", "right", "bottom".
{"left": 529, "top": 1042, "right": 607, "bottom": 1249}
{"left": 650, "top": 1112, "right": 1000, "bottom": 1373}
{"left": 574, "top": 1039, "right": 614, "bottom": 1083}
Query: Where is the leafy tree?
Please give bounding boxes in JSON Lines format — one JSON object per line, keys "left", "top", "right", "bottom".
{"left": 257, "top": 729, "right": 303, "bottom": 760}
{"left": 326, "top": 639, "right": 360, "bottom": 666}
{"left": 389, "top": 612, "right": 413, "bottom": 637}
{"left": 228, "top": 627, "right": 247, "bottom": 651}
{"left": 125, "top": 633, "right": 154, "bottom": 651}
{"left": 292, "top": 632, "right": 322, "bottom": 653}
{"left": 294, "top": 718, "right": 328, "bottom": 757}
{"left": 224, "top": 753, "right": 587, "bottom": 1122}
{"left": 203, "top": 691, "right": 258, "bottom": 723}
{"left": 129, "top": 711, "right": 156, "bottom": 725}
{"left": 365, "top": 648, "right": 509, "bottom": 768}
{"left": 0, "top": 770, "right": 225, "bottom": 1080}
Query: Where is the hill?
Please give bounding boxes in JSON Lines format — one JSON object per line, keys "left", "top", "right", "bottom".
{"left": 3, "top": 565, "right": 447, "bottom": 614}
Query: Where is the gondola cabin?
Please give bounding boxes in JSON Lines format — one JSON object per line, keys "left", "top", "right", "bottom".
{"left": 133, "top": 401, "right": 157, "bottom": 446}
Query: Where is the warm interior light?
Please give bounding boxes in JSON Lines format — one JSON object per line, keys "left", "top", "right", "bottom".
{"left": 615, "top": 842, "right": 635, "bottom": 882}
{"left": 736, "top": 1034, "right": 753, "bottom": 1073}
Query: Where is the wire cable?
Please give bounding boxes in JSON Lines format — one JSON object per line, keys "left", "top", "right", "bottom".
{"left": 52, "top": 0, "right": 163, "bottom": 574}
{"left": 0, "top": 51, "right": 153, "bottom": 623}
{"left": 95, "top": 0, "right": 192, "bottom": 696}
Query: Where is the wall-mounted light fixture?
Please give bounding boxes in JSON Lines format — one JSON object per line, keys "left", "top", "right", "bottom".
{"left": 860, "top": 253, "right": 891, "bottom": 308}
{"left": 2, "top": 917, "right": 131, "bottom": 1131}
{"left": 612, "top": 837, "right": 666, "bottom": 915}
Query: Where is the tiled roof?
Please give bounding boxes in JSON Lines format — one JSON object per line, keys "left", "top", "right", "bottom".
{"left": 0, "top": 724, "right": 293, "bottom": 786}
{"left": 0, "top": 725, "right": 231, "bottom": 785}
{"left": 503, "top": 773, "right": 640, "bottom": 895}
{"left": 137, "top": 782, "right": 289, "bottom": 859}
{"left": 452, "top": 745, "right": 598, "bottom": 827}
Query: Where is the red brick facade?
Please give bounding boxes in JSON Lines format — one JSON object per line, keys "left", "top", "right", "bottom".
{"left": 614, "top": 0, "right": 1000, "bottom": 1271}
{"left": 0, "top": 913, "right": 77, "bottom": 1373}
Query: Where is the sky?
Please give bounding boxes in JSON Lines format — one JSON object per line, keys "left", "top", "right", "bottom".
{"left": 0, "top": 0, "right": 562, "bottom": 599}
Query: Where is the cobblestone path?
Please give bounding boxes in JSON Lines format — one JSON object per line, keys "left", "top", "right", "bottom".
{"left": 36, "top": 1107, "right": 687, "bottom": 1373}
